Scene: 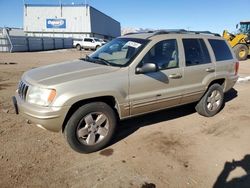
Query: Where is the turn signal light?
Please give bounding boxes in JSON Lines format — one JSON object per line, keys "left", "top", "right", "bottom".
{"left": 48, "top": 89, "right": 57, "bottom": 103}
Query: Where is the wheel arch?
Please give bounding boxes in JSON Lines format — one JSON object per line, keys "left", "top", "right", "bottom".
{"left": 95, "top": 45, "right": 101, "bottom": 50}
{"left": 75, "top": 43, "right": 82, "bottom": 50}
{"left": 62, "top": 96, "right": 120, "bottom": 133}
{"left": 206, "top": 78, "right": 226, "bottom": 91}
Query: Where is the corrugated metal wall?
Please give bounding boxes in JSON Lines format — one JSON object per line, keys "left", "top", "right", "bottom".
{"left": 23, "top": 4, "right": 121, "bottom": 39}
{"left": 90, "top": 7, "right": 121, "bottom": 38}
{"left": 0, "top": 37, "right": 10, "bottom": 52}
{"left": 24, "top": 5, "right": 91, "bottom": 38}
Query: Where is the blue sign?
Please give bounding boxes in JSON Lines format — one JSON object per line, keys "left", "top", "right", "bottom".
{"left": 46, "top": 19, "right": 66, "bottom": 29}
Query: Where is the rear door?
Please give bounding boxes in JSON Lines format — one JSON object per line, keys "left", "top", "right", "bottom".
{"left": 181, "top": 38, "right": 215, "bottom": 104}
{"left": 208, "top": 39, "right": 236, "bottom": 91}
{"left": 83, "top": 38, "right": 94, "bottom": 48}
{"left": 208, "top": 39, "right": 235, "bottom": 74}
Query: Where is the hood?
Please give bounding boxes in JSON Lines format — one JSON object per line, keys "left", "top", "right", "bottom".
{"left": 23, "top": 59, "right": 120, "bottom": 86}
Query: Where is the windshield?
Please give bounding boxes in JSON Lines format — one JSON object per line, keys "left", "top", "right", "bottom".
{"left": 88, "top": 38, "right": 148, "bottom": 67}
{"left": 239, "top": 23, "right": 250, "bottom": 34}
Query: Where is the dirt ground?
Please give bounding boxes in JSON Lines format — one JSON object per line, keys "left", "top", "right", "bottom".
{"left": 0, "top": 50, "right": 250, "bottom": 188}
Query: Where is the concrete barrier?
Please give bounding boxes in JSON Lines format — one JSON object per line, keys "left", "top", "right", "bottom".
{"left": 42, "top": 38, "right": 54, "bottom": 50}
{"left": 10, "top": 36, "right": 28, "bottom": 52}
{"left": 0, "top": 29, "right": 73, "bottom": 52}
{"left": 63, "top": 38, "right": 73, "bottom": 48}
{"left": 28, "top": 37, "right": 43, "bottom": 51}
{"left": 54, "top": 38, "right": 64, "bottom": 49}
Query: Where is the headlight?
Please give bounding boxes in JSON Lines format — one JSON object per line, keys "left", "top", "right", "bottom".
{"left": 26, "top": 87, "right": 56, "bottom": 106}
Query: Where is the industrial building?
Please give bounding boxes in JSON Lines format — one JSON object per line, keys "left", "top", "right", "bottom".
{"left": 23, "top": 4, "right": 121, "bottom": 40}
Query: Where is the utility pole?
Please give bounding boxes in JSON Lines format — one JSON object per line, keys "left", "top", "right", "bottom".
{"left": 85, "top": 0, "right": 88, "bottom": 16}
{"left": 60, "top": 0, "right": 62, "bottom": 17}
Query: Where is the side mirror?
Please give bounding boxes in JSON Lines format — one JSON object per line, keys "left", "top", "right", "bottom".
{"left": 136, "top": 63, "right": 158, "bottom": 74}
{"left": 236, "top": 24, "right": 238, "bottom": 29}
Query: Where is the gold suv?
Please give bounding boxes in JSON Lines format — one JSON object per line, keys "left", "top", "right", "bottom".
{"left": 13, "top": 30, "right": 239, "bottom": 153}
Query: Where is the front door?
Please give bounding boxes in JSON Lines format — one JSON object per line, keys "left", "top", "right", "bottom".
{"left": 129, "top": 39, "right": 184, "bottom": 116}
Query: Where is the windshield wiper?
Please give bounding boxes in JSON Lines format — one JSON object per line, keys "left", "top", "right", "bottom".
{"left": 80, "top": 56, "right": 112, "bottom": 66}
{"left": 79, "top": 55, "right": 94, "bottom": 62}
{"left": 92, "top": 57, "right": 111, "bottom": 66}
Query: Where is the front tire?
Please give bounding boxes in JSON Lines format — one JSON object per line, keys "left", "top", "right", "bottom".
{"left": 195, "top": 84, "right": 224, "bottom": 117}
{"left": 233, "top": 44, "right": 248, "bottom": 61}
{"left": 64, "top": 102, "right": 117, "bottom": 153}
{"left": 95, "top": 45, "right": 100, "bottom": 50}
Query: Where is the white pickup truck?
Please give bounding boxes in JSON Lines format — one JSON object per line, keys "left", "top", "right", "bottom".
{"left": 73, "top": 37, "right": 104, "bottom": 51}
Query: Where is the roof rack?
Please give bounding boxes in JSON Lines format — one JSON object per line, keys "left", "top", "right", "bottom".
{"left": 152, "top": 29, "right": 187, "bottom": 35}
{"left": 150, "top": 29, "right": 221, "bottom": 37}
{"left": 186, "top": 30, "right": 221, "bottom": 36}
{"left": 124, "top": 29, "right": 220, "bottom": 37}
{"left": 124, "top": 30, "right": 154, "bottom": 36}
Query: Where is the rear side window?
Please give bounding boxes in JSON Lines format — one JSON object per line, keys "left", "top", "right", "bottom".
{"left": 84, "top": 38, "right": 93, "bottom": 42}
{"left": 208, "top": 39, "right": 233, "bottom": 61}
{"left": 183, "top": 39, "right": 211, "bottom": 66}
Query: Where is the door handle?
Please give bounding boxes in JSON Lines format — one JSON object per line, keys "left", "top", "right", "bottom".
{"left": 205, "top": 68, "right": 215, "bottom": 72}
{"left": 169, "top": 73, "right": 182, "bottom": 79}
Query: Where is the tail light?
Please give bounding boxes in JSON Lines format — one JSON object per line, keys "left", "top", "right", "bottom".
{"left": 235, "top": 61, "right": 239, "bottom": 75}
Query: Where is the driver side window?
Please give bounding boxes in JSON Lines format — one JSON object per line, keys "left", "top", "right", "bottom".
{"left": 140, "top": 39, "right": 179, "bottom": 70}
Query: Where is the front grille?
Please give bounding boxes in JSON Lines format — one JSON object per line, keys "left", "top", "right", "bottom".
{"left": 18, "top": 81, "right": 29, "bottom": 101}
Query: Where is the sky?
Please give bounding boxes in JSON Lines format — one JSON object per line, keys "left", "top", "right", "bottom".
{"left": 0, "top": 0, "right": 249, "bottom": 35}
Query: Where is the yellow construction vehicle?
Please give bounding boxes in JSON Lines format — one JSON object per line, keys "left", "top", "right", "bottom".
{"left": 223, "top": 21, "right": 250, "bottom": 61}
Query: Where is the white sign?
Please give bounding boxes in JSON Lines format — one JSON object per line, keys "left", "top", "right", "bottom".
{"left": 125, "top": 41, "right": 142, "bottom": 48}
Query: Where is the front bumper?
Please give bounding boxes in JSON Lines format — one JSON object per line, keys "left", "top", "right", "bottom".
{"left": 13, "top": 94, "right": 70, "bottom": 132}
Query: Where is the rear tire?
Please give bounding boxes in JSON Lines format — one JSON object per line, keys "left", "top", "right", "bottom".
{"left": 76, "top": 44, "right": 82, "bottom": 51}
{"left": 233, "top": 44, "right": 248, "bottom": 61}
{"left": 195, "top": 84, "right": 224, "bottom": 117}
{"left": 64, "top": 102, "right": 117, "bottom": 153}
